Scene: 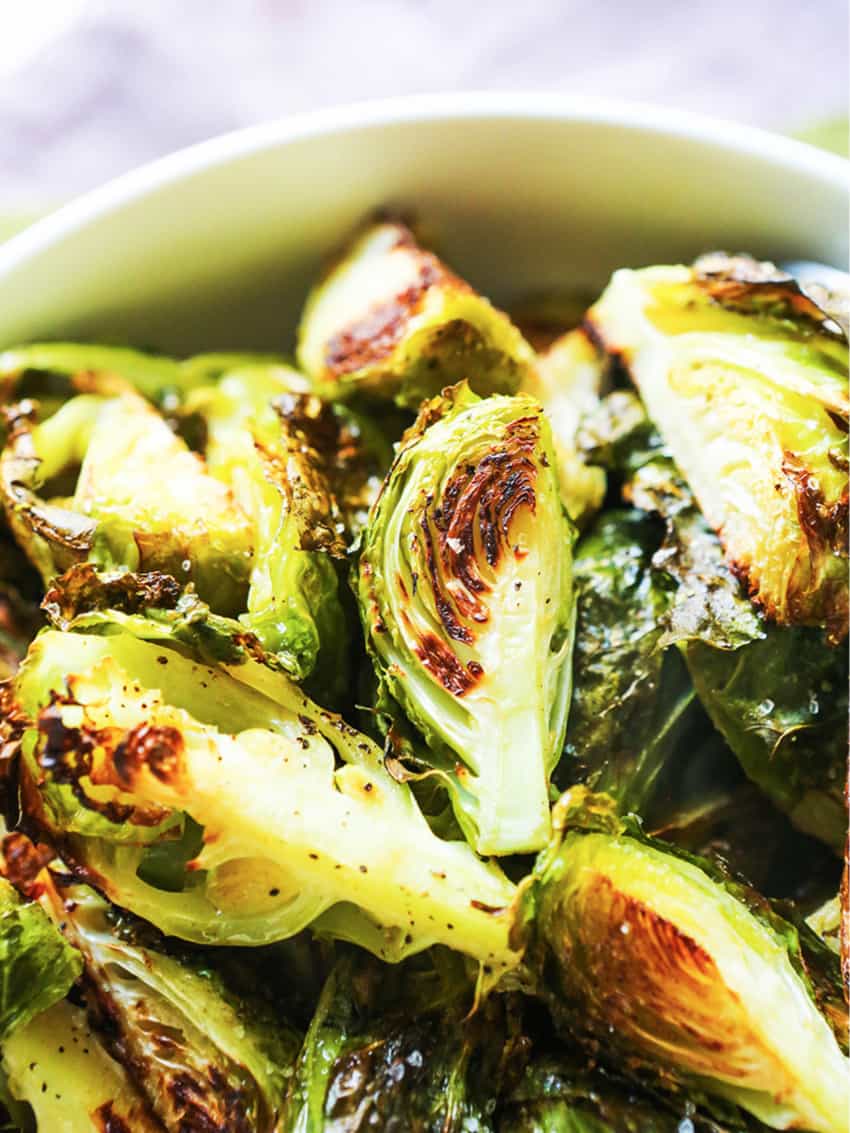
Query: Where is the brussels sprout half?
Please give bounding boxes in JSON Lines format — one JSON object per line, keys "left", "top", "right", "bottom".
{"left": 358, "top": 383, "right": 575, "bottom": 855}
{"left": 11, "top": 627, "right": 520, "bottom": 974}
{"left": 1, "top": 391, "right": 253, "bottom": 615}
{"left": 297, "top": 222, "right": 535, "bottom": 407}
{"left": 2, "top": 999, "right": 164, "bottom": 1132}
{"left": 587, "top": 255, "right": 848, "bottom": 641}
{"left": 521, "top": 791, "right": 849, "bottom": 1133}
{"left": 23, "top": 859, "right": 299, "bottom": 1133}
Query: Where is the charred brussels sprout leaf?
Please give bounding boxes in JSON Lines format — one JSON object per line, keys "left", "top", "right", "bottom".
{"left": 12, "top": 627, "right": 519, "bottom": 971}
{"left": 556, "top": 508, "right": 705, "bottom": 815}
{"left": 2, "top": 999, "right": 164, "bottom": 1132}
{"left": 297, "top": 222, "right": 535, "bottom": 407}
{"left": 587, "top": 255, "right": 849, "bottom": 639}
{"left": 1, "top": 392, "right": 253, "bottom": 614}
{"left": 287, "top": 950, "right": 510, "bottom": 1133}
{"left": 26, "top": 861, "right": 298, "bottom": 1133}
{"left": 499, "top": 1047, "right": 771, "bottom": 1133}
{"left": 358, "top": 383, "right": 575, "bottom": 855}
{"left": 685, "top": 626, "right": 848, "bottom": 849}
{"left": 0, "top": 874, "right": 81, "bottom": 1041}
{"left": 522, "top": 328, "right": 608, "bottom": 527}
{"left": 522, "top": 790, "right": 849, "bottom": 1133}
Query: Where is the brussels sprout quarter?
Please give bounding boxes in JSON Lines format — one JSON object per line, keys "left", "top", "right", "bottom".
{"left": 14, "top": 629, "right": 519, "bottom": 970}
{"left": 297, "top": 222, "right": 535, "bottom": 406}
{"left": 588, "top": 256, "right": 849, "bottom": 640}
{"left": 529, "top": 797, "right": 849, "bottom": 1133}
{"left": 30, "top": 868, "right": 298, "bottom": 1133}
{"left": 358, "top": 383, "right": 575, "bottom": 855}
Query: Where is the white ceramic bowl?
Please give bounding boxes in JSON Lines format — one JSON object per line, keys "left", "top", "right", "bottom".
{"left": 0, "top": 93, "right": 847, "bottom": 352}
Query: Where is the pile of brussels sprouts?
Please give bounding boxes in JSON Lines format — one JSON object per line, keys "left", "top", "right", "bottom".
{"left": 0, "top": 221, "right": 846, "bottom": 1132}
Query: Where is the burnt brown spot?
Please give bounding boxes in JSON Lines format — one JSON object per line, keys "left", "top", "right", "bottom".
{"left": 781, "top": 451, "right": 849, "bottom": 641}
{"left": 414, "top": 633, "right": 480, "bottom": 697}
{"left": 553, "top": 872, "right": 770, "bottom": 1082}
{"left": 325, "top": 252, "right": 468, "bottom": 378}
{"left": 93, "top": 1102, "right": 132, "bottom": 1133}
{"left": 0, "top": 831, "right": 52, "bottom": 896}
{"left": 42, "top": 563, "right": 182, "bottom": 631}
{"left": 36, "top": 699, "right": 136, "bottom": 825}
{"left": 417, "top": 412, "right": 541, "bottom": 650}
{"left": 113, "top": 724, "right": 185, "bottom": 788}
{"left": 694, "top": 252, "right": 848, "bottom": 341}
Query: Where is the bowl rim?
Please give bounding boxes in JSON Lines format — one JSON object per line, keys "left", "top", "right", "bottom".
{"left": 1, "top": 91, "right": 847, "bottom": 279}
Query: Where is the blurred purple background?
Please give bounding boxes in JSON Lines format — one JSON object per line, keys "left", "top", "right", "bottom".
{"left": 0, "top": 0, "right": 847, "bottom": 210}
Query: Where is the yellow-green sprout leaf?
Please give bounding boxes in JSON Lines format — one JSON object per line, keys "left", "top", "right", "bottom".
{"left": 1, "top": 392, "right": 253, "bottom": 614}
{"left": 525, "top": 792, "right": 849, "bottom": 1133}
{"left": 522, "top": 328, "right": 607, "bottom": 527}
{"left": 358, "top": 383, "right": 576, "bottom": 855}
{"left": 13, "top": 628, "right": 520, "bottom": 974}
{"left": 0, "top": 875, "right": 81, "bottom": 1041}
{"left": 2, "top": 999, "right": 164, "bottom": 1132}
{"left": 587, "top": 255, "right": 849, "bottom": 641}
{"left": 297, "top": 222, "right": 535, "bottom": 407}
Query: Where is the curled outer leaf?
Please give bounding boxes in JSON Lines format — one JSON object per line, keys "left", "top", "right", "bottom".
{"left": 358, "top": 383, "right": 576, "bottom": 855}
{"left": 587, "top": 254, "right": 849, "bottom": 641}
{"left": 13, "top": 627, "right": 520, "bottom": 974}
{"left": 520, "top": 789, "right": 850, "bottom": 1133}
{"left": 297, "top": 221, "right": 535, "bottom": 407}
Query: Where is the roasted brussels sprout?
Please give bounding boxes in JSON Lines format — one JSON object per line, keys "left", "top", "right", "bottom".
{"left": 1, "top": 392, "right": 253, "bottom": 614}
{"left": 188, "top": 367, "right": 350, "bottom": 696}
{"left": 287, "top": 950, "right": 512, "bottom": 1132}
{"left": 522, "top": 328, "right": 608, "bottom": 526}
{"left": 12, "top": 626, "right": 519, "bottom": 970}
{"left": 358, "top": 383, "right": 575, "bottom": 855}
{"left": 583, "top": 391, "right": 849, "bottom": 848}
{"left": 521, "top": 790, "right": 849, "bottom": 1133}
{"left": 587, "top": 255, "right": 849, "bottom": 640}
{"left": 2, "top": 999, "right": 163, "bottom": 1132}
{"left": 18, "top": 855, "right": 299, "bottom": 1132}
{"left": 297, "top": 222, "right": 535, "bottom": 407}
